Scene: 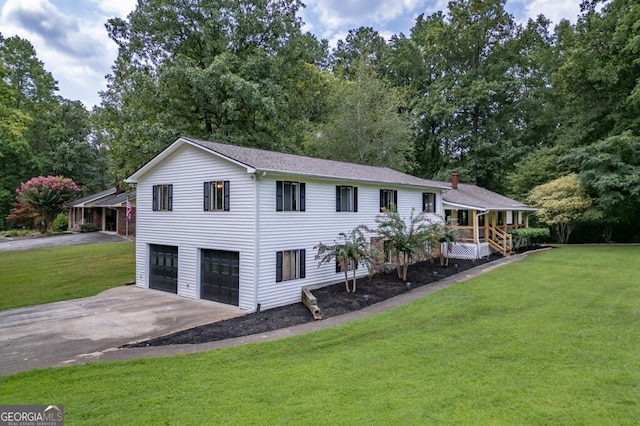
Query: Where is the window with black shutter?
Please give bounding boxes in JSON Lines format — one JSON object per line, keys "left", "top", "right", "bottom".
{"left": 276, "top": 249, "right": 306, "bottom": 282}
{"left": 379, "top": 189, "right": 397, "bottom": 212}
{"left": 152, "top": 184, "right": 173, "bottom": 211}
{"left": 422, "top": 192, "right": 436, "bottom": 213}
{"left": 276, "top": 181, "right": 306, "bottom": 211}
{"left": 336, "top": 186, "right": 358, "bottom": 212}
{"left": 204, "top": 181, "right": 230, "bottom": 211}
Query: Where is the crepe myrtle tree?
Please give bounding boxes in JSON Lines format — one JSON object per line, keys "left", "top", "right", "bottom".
{"left": 16, "top": 175, "right": 81, "bottom": 232}
{"left": 315, "top": 225, "right": 376, "bottom": 293}
{"left": 370, "top": 206, "right": 434, "bottom": 281}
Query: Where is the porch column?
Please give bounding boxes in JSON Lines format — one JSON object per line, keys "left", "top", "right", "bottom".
{"left": 472, "top": 210, "right": 478, "bottom": 243}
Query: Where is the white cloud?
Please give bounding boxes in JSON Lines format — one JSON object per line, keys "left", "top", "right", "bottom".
{"left": 90, "top": 0, "right": 136, "bottom": 19}
{"left": 0, "top": 0, "right": 582, "bottom": 108}
{"left": 0, "top": 0, "right": 135, "bottom": 108}
{"left": 514, "top": 0, "right": 581, "bottom": 25}
{"left": 303, "top": 0, "right": 446, "bottom": 46}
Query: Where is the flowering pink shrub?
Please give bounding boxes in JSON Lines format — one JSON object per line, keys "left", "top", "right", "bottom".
{"left": 16, "top": 176, "right": 81, "bottom": 232}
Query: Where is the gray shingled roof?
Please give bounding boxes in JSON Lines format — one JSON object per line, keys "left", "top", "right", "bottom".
{"left": 68, "top": 187, "right": 117, "bottom": 207}
{"left": 442, "top": 183, "right": 535, "bottom": 211}
{"left": 184, "top": 137, "right": 451, "bottom": 189}
{"left": 93, "top": 190, "right": 136, "bottom": 207}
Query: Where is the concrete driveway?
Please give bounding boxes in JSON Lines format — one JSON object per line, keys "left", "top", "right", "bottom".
{"left": 0, "top": 286, "right": 243, "bottom": 376}
{"left": 0, "top": 231, "right": 128, "bottom": 252}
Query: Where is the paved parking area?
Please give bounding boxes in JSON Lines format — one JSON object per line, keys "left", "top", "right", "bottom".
{"left": 0, "top": 286, "right": 243, "bottom": 376}
{"left": 0, "top": 231, "right": 128, "bottom": 252}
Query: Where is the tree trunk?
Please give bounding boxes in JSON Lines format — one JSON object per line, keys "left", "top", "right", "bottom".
{"left": 343, "top": 264, "right": 350, "bottom": 292}
{"left": 351, "top": 260, "right": 357, "bottom": 292}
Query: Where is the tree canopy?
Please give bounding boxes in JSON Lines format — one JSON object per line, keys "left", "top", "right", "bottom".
{"left": 2, "top": 0, "right": 640, "bottom": 241}
{"left": 0, "top": 34, "right": 108, "bottom": 228}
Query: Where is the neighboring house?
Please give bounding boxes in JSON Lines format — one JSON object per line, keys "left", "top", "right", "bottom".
{"left": 441, "top": 171, "right": 537, "bottom": 259}
{"left": 67, "top": 189, "right": 136, "bottom": 236}
{"left": 125, "top": 137, "right": 451, "bottom": 311}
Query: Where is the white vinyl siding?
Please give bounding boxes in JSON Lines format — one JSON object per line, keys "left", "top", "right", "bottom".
{"left": 134, "top": 144, "right": 256, "bottom": 310}
{"left": 255, "top": 176, "right": 442, "bottom": 310}
{"left": 133, "top": 142, "right": 445, "bottom": 312}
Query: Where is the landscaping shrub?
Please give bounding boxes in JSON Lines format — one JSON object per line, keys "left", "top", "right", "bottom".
{"left": 52, "top": 213, "right": 69, "bottom": 233}
{"left": 510, "top": 227, "right": 550, "bottom": 250}
{"left": 80, "top": 223, "right": 99, "bottom": 233}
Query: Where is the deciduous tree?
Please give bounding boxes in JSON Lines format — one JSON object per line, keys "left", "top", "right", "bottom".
{"left": 98, "top": 0, "right": 326, "bottom": 181}
{"left": 528, "top": 174, "right": 592, "bottom": 243}
{"left": 311, "top": 61, "right": 413, "bottom": 171}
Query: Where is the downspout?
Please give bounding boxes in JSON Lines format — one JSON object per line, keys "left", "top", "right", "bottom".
{"left": 252, "top": 171, "right": 267, "bottom": 312}
{"left": 476, "top": 209, "right": 489, "bottom": 259}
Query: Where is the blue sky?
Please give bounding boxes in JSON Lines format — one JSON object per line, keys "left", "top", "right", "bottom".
{"left": 0, "top": 0, "right": 582, "bottom": 109}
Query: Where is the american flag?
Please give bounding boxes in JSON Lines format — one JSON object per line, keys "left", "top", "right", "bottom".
{"left": 126, "top": 198, "right": 132, "bottom": 220}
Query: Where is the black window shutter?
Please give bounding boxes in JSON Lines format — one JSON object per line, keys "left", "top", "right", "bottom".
{"left": 299, "top": 183, "right": 306, "bottom": 211}
{"left": 353, "top": 187, "right": 358, "bottom": 212}
{"left": 223, "top": 181, "right": 230, "bottom": 211}
{"left": 152, "top": 185, "right": 158, "bottom": 211}
{"left": 276, "top": 181, "right": 283, "bottom": 211}
{"left": 276, "top": 251, "right": 283, "bottom": 282}
{"left": 393, "top": 190, "right": 398, "bottom": 210}
{"left": 299, "top": 249, "right": 306, "bottom": 278}
{"left": 379, "top": 189, "right": 384, "bottom": 211}
{"left": 422, "top": 192, "right": 427, "bottom": 212}
{"left": 336, "top": 186, "right": 341, "bottom": 212}
{"left": 204, "top": 182, "right": 210, "bottom": 211}
{"left": 168, "top": 184, "right": 173, "bottom": 211}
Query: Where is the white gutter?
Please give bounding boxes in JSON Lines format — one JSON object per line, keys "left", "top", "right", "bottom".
{"left": 444, "top": 201, "right": 537, "bottom": 212}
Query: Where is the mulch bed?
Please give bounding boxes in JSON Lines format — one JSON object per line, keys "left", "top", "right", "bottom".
{"left": 124, "top": 255, "right": 503, "bottom": 348}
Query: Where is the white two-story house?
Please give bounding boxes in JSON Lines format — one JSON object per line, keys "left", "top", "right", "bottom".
{"left": 125, "top": 137, "right": 451, "bottom": 311}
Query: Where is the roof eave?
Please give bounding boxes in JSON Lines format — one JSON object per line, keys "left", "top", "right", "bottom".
{"left": 443, "top": 201, "right": 537, "bottom": 212}
{"left": 254, "top": 168, "right": 448, "bottom": 190}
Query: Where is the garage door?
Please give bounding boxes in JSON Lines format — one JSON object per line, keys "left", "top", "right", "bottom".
{"left": 201, "top": 249, "right": 239, "bottom": 305}
{"left": 149, "top": 244, "right": 178, "bottom": 293}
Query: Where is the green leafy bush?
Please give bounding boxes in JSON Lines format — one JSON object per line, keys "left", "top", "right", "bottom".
{"left": 509, "top": 227, "right": 550, "bottom": 249}
{"left": 80, "top": 223, "right": 99, "bottom": 233}
{"left": 52, "top": 213, "right": 69, "bottom": 233}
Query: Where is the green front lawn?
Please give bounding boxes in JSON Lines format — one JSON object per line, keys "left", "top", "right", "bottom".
{"left": 2, "top": 246, "right": 639, "bottom": 424}
{"left": 0, "top": 242, "right": 135, "bottom": 310}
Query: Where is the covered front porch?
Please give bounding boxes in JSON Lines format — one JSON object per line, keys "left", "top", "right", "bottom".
{"left": 444, "top": 207, "right": 533, "bottom": 258}
{"left": 440, "top": 172, "right": 537, "bottom": 259}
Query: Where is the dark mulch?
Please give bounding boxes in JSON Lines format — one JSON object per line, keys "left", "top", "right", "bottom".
{"left": 124, "top": 255, "right": 503, "bottom": 348}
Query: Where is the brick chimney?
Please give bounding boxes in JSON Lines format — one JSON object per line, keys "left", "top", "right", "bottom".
{"left": 451, "top": 170, "right": 459, "bottom": 189}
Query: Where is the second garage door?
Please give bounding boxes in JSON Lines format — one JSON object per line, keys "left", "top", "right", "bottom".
{"left": 201, "top": 249, "right": 239, "bottom": 305}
